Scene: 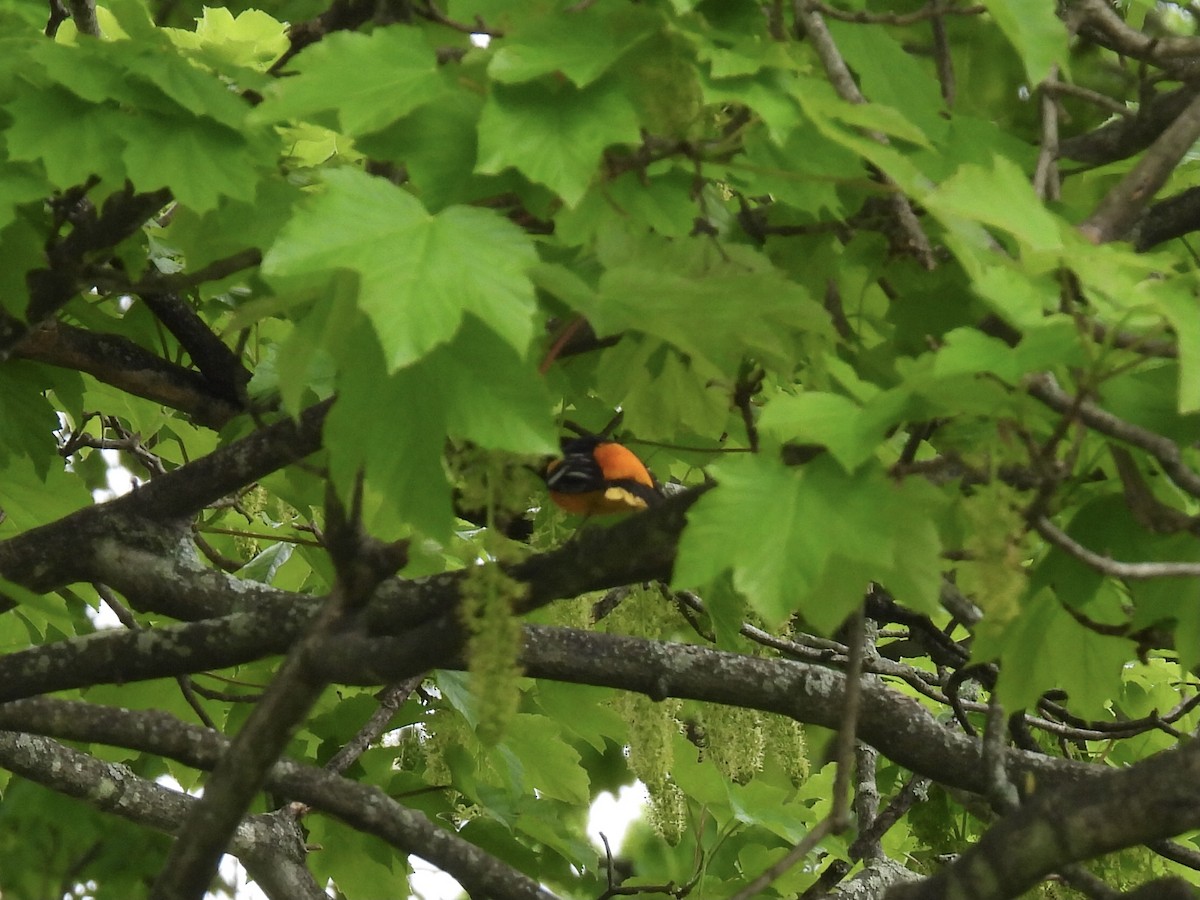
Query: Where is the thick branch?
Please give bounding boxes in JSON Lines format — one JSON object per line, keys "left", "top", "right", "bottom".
{"left": 886, "top": 738, "right": 1200, "bottom": 900}
{"left": 13, "top": 321, "right": 243, "bottom": 428}
{"left": 1071, "top": 0, "right": 1200, "bottom": 73}
{"left": 68, "top": 0, "right": 100, "bottom": 34}
{"left": 138, "top": 291, "right": 251, "bottom": 405}
{"left": 0, "top": 488, "right": 700, "bottom": 698}
{"left": 308, "top": 624, "right": 1092, "bottom": 800}
{"left": 1132, "top": 185, "right": 1200, "bottom": 250}
{"left": 1080, "top": 89, "right": 1200, "bottom": 242}
{"left": 0, "top": 731, "right": 306, "bottom": 875}
{"left": 1059, "top": 87, "right": 1196, "bottom": 168}
{"left": 0, "top": 699, "right": 558, "bottom": 900}
{"left": 0, "top": 397, "right": 332, "bottom": 597}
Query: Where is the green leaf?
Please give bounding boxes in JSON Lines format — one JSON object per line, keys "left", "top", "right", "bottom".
{"left": 1158, "top": 287, "right": 1200, "bottom": 413}
{"left": 122, "top": 115, "right": 260, "bottom": 211}
{"left": 237, "top": 541, "right": 293, "bottom": 584}
{"left": 500, "top": 714, "right": 590, "bottom": 805}
{"left": 556, "top": 168, "right": 700, "bottom": 245}
{"left": 758, "top": 391, "right": 877, "bottom": 471}
{"left": 305, "top": 817, "right": 410, "bottom": 897}
{"left": 826, "top": 21, "right": 947, "bottom": 141}
{"left": 0, "top": 455, "right": 91, "bottom": 536}
{"left": 0, "top": 361, "right": 61, "bottom": 475}
{"left": 476, "top": 77, "right": 641, "bottom": 207}
{"left": 737, "top": 126, "right": 855, "bottom": 218}
{"left": 252, "top": 26, "right": 443, "bottom": 135}
{"left": 702, "top": 70, "right": 805, "bottom": 144}
{"left": 436, "top": 317, "right": 557, "bottom": 453}
{"left": 488, "top": 4, "right": 660, "bottom": 87}
{"left": 693, "top": 31, "right": 796, "bottom": 78}
{"left": 326, "top": 317, "right": 553, "bottom": 539}
{"left": 787, "top": 72, "right": 932, "bottom": 148}
{"left": 969, "top": 263, "right": 1055, "bottom": 330}
{"left": 356, "top": 88, "right": 484, "bottom": 212}
{"left": 262, "top": 167, "right": 539, "bottom": 370}
{"left": 589, "top": 239, "right": 829, "bottom": 373}
{"left": 617, "top": 35, "right": 705, "bottom": 138}
{"left": 0, "top": 577, "right": 78, "bottom": 635}
{"left": 164, "top": 7, "right": 289, "bottom": 72}
{"left": 325, "top": 323, "right": 450, "bottom": 539}
{"left": 674, "top": 455, "right": 944, "bottom": 631}
{"left": 272, "top": 275, "right": 356, "bottom": 415}
{"left": 986, "top": 589, "right": 1128, "bottom": 718}
{"left": 5, "top": 87, "right": 128, "bottom": 186}
{"left": 598, "top": 341, "right": 731, "bottom": 442}
{"left": 0, "top": 163, "right": 50, "bottom": 231}
{"left": 533, "top": 681, "right": 626, "bottom": 752}
{"left": 925, "top": 156, "right": 1064, "bottom": 254}
{"left": 980, "top": 0, "right": 1069, "bottom": 84}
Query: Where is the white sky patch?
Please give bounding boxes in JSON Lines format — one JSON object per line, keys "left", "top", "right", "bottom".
{"left": 587, "top": 783, "right": 648, "bottom": 853}
{"left": 90, "top": 449, "right": 137, "bottom": 504}
{"left": 470, "top": 32, "right": 491, "bottom": 48}
{"left": 410, "top": 857, "right": 465, "bottom": 899}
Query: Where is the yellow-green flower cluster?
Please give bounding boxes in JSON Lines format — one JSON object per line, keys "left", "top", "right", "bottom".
{"left": 460, "top": 563, "right": 527, "bottom": 745}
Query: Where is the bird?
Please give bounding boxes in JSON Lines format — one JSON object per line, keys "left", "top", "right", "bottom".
{"left": 543, "top": 435, "right": 662, "bottom": 516}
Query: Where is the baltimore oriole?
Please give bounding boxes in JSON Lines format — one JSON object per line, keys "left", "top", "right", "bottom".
{"left": 543, "top": 436, "right": 662, "bottom": 516}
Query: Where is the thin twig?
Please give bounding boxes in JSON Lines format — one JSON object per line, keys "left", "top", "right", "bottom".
{"left": 1034, "top": 66, "right": 1062, "bottom": 201}
{"left": 413, "top": 0, "right": 503, "bottom": 35}
{"left": 1027, "top": 372, "right": 1200, "bottom": 500}
{"left": 1033, "top": 516, "right": 1200, "bottom": 579}
{"left": 806, "top": 0, "right": 984, "bottom": 26}
{"left": 929, "top": 0, "right": 956, "bottom": 106}
{"left": 90, "top": 249, "right": 262, "bottom": 297}
{"left": 727, "top": 819, "right": 837, "bottom": 900}
{"left": 93, "top": 583, "right": 217, "bottom": 729}
{"left": 851, "top": 774, "right": 931, "bottom": 859}
{"left": 794, "top": 1, "right": 937, "bottom": 268}
{"left": 198, "top": 526, "right": 324, "bottom": 549}
{"left": 983, "top": 695, "right": 1019, "bottom": 812}
{"left": 1042, "top": 81, "right": 1134, "bottom": 118}
{"left": 324, "top": 678, "right": 422, "bottom": 775}
{"left": 726, "top": 607, "right": 868, "bottom": 900}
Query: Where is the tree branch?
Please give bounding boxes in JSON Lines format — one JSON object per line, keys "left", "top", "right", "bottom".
{"left": 7, "top": 182, "right": 173, "bottom": 355}
{"left": 1060, "top": 87, "right": 1196, "bottom": 168}
{"left": 68, "top": 0, "right": 100, "bottom": 35}
{"left": 138, "top": 291, "right": 251, "bottom": 405}
{"left": 1080, "top": 88, "right": 1200, "bottom": 242}
{"left": 1070, "top": 0, "right": 1200, "bottom": 73}
{"left": 0, "top": 729, "right": 323, "bottom": 899}
{"left": 885, "top": 738, "right": 1200, "bottom": 899}
{"left": 1026, "top": 373, "right": 1200, "bottom": 499}
{"left": 1033, "top": 515, "right": 1200, "bottom": 579}
{"left": 794, "top": 0, "right": 936, "bottom": 268}
{"left": 0, "top": 698, "right": 559, "bottom": 900}
{"left": 11, "top": 321, "right": 244, "bottom": 428}
{"left": 149, "top": 491, "right": 406, "bottom": 900}
{"left": 0, "top": 397, "right": 332, "bottom": 599}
